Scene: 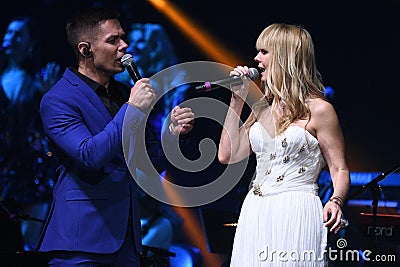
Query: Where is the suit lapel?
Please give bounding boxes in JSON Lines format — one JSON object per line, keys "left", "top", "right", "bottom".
{"left": 64, "top": 68, "right": 112, "bottom": 124}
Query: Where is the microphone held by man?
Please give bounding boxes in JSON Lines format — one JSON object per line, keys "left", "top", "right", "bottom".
{"left": 121, "top": 53, "right": 141, "bottom": 83}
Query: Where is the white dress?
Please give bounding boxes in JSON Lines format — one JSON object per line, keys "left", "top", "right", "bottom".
{"left": 230, "top": 123, "right": 328, "bottom": 266}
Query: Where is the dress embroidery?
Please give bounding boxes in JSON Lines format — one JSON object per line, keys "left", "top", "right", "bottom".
{"left": 252, "top": 125, "right": 311, "bottom": 196}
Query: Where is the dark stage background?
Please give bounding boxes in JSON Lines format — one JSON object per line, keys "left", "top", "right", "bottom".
{"left": 1, "top": 0, "right": 398, "bottom": 173}
{"left": 0, "top": 1, "right": 399, "bottom": 265}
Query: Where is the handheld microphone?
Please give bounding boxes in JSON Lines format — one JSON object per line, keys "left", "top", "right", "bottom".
{"left": 121, "top": 54, "right": 142, "bottom": 83}
{"left": 195, "top": 67, "right": 259, "bottom": 91}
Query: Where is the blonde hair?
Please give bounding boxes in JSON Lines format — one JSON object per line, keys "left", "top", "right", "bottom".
{"left": 245, "top": 23, "right": 325, "bottom": 133}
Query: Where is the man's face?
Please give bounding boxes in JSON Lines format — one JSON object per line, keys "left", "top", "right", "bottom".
{"left": 91, "top": 19, "right": 128, "bottom": 75}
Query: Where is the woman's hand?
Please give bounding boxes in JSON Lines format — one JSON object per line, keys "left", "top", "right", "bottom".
{"left": 230, "top": 66, "right": 250, "bottom": 100}
{"left": 323, "top": 200, "right": 343, "bottom": 234}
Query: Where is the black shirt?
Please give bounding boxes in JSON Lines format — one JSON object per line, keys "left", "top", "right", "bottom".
{"left": 72, "top": 68, "right": 126, "bottom": 117}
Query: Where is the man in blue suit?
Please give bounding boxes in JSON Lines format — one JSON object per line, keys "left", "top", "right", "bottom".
{"left": 36, "top": 7, "right": 194, "bottom": 266}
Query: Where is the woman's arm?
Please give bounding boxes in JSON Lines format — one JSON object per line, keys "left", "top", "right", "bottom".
{"left": 313, "top": 99, "right": 350, "bottom": 234}
{"left": 218, "top": 69, "right": 253, "bottom": 164}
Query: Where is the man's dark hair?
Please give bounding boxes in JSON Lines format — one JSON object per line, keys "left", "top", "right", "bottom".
{"left": 65, "top": 7, "right": 120, "bottom": 58}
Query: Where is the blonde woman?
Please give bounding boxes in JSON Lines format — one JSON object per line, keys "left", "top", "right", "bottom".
{"left": 218, "top": 23, "right": 350, "bottom": 266}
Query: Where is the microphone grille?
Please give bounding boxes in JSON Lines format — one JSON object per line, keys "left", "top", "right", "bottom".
{"left": 121, "top": 54, "right": 134, "bottom": 67}
{"left": 248, "top": 68, "right": 259, "bottom": 80}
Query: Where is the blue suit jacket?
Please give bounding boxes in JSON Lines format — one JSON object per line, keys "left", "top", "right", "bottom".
{"left": 36, "top": 68, "right": 173, "bottom": 254}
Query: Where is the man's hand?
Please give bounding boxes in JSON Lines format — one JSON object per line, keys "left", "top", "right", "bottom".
{"left": 170, "top": 106, "right": 195, "bottom": 136}
{"left": 127, "top": 78, "right": 156, "bottom": 111}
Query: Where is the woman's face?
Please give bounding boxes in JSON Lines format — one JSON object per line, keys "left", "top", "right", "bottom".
{"left": 2, "top": 20, "right": 31, "bottom": 57}
{"left": 254, "top": 48, "right": 271, "bottom": 82}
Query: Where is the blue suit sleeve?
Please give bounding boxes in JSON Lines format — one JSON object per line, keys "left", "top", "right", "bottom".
{"left": 40, "top": 91, "right": 144, "bottom": 171}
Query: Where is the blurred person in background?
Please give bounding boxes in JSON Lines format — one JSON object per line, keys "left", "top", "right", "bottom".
{"left": 0, "top": 15, "right": 61, "bottom": 251}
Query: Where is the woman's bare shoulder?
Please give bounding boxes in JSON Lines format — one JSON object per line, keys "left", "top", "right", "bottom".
{"left": 307, "top": 97, "right": 335, "bottom": 116}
